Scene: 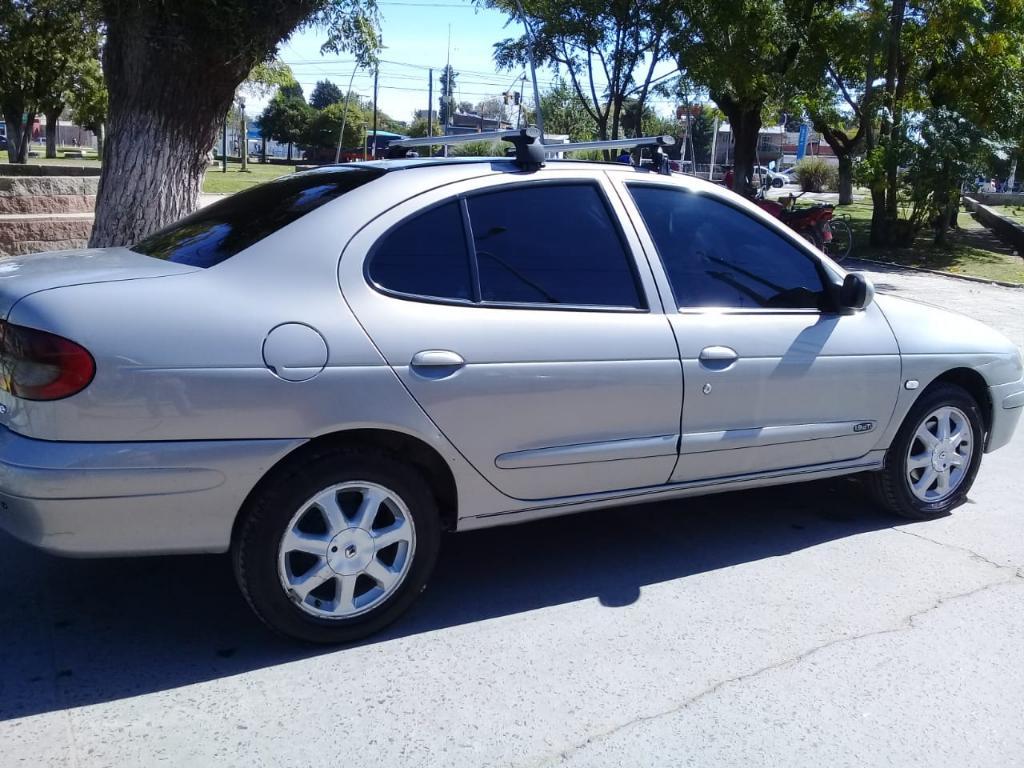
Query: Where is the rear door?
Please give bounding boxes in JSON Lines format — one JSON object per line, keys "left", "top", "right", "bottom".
{"left": 341, "top": 170, "right": 683, "bottom": 501}
{"left": 616, "top": 179, "right": 901, "bottom": 482}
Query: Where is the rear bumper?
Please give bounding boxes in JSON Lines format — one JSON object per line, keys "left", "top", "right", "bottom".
{"left": 987, "top": 377, "right": 1024, "bottom": 453}
{"left": 0, "top": 427, "right": 303, "bottom": 556}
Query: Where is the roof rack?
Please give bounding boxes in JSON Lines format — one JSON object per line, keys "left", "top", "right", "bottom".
{"left": 382, "top": 131, "right": 676, "bottom": 174}
{"left": 385, "top": 128, "right": 545, "bottom": 169}
{"left": 550, "top": 135, "right": 675, "bottom": 154}
{"left": 551, "top": 135, "right": 676, "bottom": 175}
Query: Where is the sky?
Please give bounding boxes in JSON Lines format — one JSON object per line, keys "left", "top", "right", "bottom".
{"left": 255, "top": 0, "right": 679, "bottom": 124}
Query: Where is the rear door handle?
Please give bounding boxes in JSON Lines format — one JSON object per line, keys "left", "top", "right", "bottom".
{"left": 699, "top": 346, "right": 738, "bottom": 369}
{"left": 411, "top": 350, "right": 465, "bottom": 367}
{"left": 410, "top": 350, "right": 465, "bottom": 379}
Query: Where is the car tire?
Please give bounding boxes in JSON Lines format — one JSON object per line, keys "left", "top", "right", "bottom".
{"left": 233, "top": 446, "right": 441, "bottom": 644}
{"left": 772, "top": 177, "right": 784, "bottom": 188}
{"left": 866, "top": 383, "right": 984, "bottom": 520}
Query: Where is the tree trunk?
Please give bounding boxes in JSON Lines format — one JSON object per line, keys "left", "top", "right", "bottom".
{"left": 240, "top": 114, "right": 249, "bottom": 172}
{"left": 45, "top": 109, "right": 61, "bottom": 158}
{"left": 287, "top": 142, "right": 293, "bottom": 161}
{"left": 726, "top": 106, "right": 761, "bottom": 194}
{"left": 3, "top": 108, "right": 32, "bottom": 164}
{"left": 261, "top": 136, "right": 267, "bottom": 164}
{"left": 94, "top": 123, "right": 105, "bottom": 156}
{"left": 837, "top": 155, "right": 854, "bottom": 205}
{"left": 869, "top": 186, "right": 888, "bottom": 247}
{"left": 90, "top": 1, "right": 316, "bottom": 247}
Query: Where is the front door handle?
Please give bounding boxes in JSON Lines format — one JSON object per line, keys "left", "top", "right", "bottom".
{"left": 699, "top": 346, "right": 739, "bottom": 369}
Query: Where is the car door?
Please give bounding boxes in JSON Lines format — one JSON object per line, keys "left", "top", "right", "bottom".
{"left": 616, "top": 178, "right": 901, "bottom": 482}
{"left": 340, "top": 171, "right": 683, "bottom": 501}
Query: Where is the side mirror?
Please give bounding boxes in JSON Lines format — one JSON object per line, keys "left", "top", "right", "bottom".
{"left": 838, "top": 272, "right": 875, "bottom": 311}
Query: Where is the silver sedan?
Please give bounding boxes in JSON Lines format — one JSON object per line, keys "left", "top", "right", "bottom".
{"left": 1, "top": 157, "right": 1021, "bottom": 643}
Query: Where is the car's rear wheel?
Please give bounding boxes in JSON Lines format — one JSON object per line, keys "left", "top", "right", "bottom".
{"left": 233, "top": 447, "right": 441, "bottom": 643}
{"left": 866, "top": 383, "right": 984, "bottom": 519}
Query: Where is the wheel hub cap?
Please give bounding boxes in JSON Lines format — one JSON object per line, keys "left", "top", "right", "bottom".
{"left": 906, "top": 405, "right": 973, "bottom": 503}
{"left": 326, "top": 528, "right": 374, "bottom": 575}
{"left": 277, "top": 481, "right": 417, "bottom": 620}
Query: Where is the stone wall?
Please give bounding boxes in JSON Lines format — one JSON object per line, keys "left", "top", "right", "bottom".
{"left": 963, "top": 196, "right": 1024, "bottom": 255}
{"left": 0, "top": 176, "right": 98, "bottom": 215}
{"left": 968, "top": 191, "right": 1024, "bottom": 207}
{"left": 0, "top": 172, "right": 95, "bottom": 256}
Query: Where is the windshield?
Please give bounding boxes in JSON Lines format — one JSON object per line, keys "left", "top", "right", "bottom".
{"left": 132, "top": 166, "right": 385, "bottom": 268}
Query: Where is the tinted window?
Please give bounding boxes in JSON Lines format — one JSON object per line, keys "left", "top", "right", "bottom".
{"left": 133, "top": 167, "right": 385, "bottom": 268}
{"left": 368, "top": 201, "right": 473, "bottom": 301}
{"left": 467, "top": 184, "right": 643, "bottom": 308}
{"left": 629, "top": 185, "right": 827, "bottom": 310}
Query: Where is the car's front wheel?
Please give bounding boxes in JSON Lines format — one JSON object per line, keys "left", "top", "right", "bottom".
{"left": 233, "top": 447, "right": 441, "bottom": 643}
{"left": 867, "top": 383, "right": 984, "bottom": 519}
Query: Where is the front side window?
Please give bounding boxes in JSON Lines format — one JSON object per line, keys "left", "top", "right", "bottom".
{"left": 467, "top": 184, "right": 643, "bottom": 308}
{"left": 628, "top": 185, "right": 827, "bottom": 310}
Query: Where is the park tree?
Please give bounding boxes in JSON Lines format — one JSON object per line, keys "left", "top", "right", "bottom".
{"left": 258, "top": 82, "right": 313, "bottom": 161}
{"left": 539, "top": 78, "right": 595, "bottom": 140}
{"left": 487, "top": 0, "right": 675, "bottom": 143}
{"left": 798, "top": 1, "right": 887, "bottom": 205}
{"left": 310, "top": 79, "right": 345, "bottom": 110}
{"left": 0, "top": 0, "right": 101, "bottom": 163}
{"left": 67, "top": 56, "right": 108, "bottom": 155}
{"left": 89, "top": 0, "right": 380, "bottom": 248}
{"left": 438, "top": 65, "right": 457, "bottom": 128}
{"left": 686, "top": 105, "right": 717, "bottom": 164}
{"left": 669, "top": 0, "right": 818, "bottom": 192}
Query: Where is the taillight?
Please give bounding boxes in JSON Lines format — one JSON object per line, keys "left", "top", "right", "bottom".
{"left": 0, "top": 320, "right": 95, "bottom": 400}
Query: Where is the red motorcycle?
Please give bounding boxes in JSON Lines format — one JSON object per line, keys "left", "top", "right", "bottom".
{"left": 752, "top": 189, "right": 853, "bottom": 261}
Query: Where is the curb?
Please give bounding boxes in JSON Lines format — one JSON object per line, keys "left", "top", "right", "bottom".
{"left": 846, "top": 257, "right": 1024, "bottom": 290}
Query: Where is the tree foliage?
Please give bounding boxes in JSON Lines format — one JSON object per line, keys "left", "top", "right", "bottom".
{"left": 438, "top": 65, "right": 457, "bottom": 127}
{"left": 668, "top": 0, "right": 818, "bottom": 189}
{"left": 310, "top": 79, "right": 345, "bottom": 109}
{"left": 90, "top": 0, "right": 383, "bottom": 246}
{"left": 0, "top": 0, "right": 101, "bottom": 162}
{"left": 538, "top": 78, "right": 596, "bottom": 140}
{"left": 487, "top": 0, "right": 675, "bottom": 141}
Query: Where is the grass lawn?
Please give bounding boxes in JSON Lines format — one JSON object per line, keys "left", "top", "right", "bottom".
{"left": 0, "top": 155, "right": 101, "bottom": 167}
{"left": 993, "top": 205, "right": 1024, "bottom": 225}
{"left": 840, "top": 198, "right": 1024, "bottom": 285}
{"left": 202, "top": 161, "right": 294, "bottom": 194}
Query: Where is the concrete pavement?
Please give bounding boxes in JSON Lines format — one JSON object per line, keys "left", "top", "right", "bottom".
{"left": 1, "top": 264, "right": 1022, "bottom": 767}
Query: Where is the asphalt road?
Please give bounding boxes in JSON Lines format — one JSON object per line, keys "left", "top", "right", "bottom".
{"left": 2, "top": 264, "right": 1022, "bottom": 767}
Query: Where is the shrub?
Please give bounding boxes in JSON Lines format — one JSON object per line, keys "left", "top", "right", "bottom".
{"left": 794, "top": 157, "right": 839, "bottom": 193}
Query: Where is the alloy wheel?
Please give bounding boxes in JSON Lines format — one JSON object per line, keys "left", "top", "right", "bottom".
{"left": 905, "top": 406, "right": 973, "bottom": 503}
{"left": 277, "top": 481, "right": 416, "bottom": 619}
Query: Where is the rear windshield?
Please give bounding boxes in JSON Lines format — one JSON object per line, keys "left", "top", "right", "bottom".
{"left": 132, "top": 166, "right": 385, "bottom": 267}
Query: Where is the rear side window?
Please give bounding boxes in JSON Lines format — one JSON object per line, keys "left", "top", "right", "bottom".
{"left": 467, "top": 184, "right": 642, "bottom": 308}
{"left": 628, "top": 185, "right": 827, "bottom": 310}
{"left": 368, "top": 182, "right": 644, "bottom": 310}
{"left": 133, "top": 167, "right": 385, "bottom": 268}
{"left": 368, "top": 201, "right": 473, "bottom": 301}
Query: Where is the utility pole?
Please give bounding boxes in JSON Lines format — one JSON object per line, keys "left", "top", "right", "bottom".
{"left": 427, "top": 68, "right": 434, "bottom": 157}
{"left": 517, "top": 75, "right": 526, "bottom": 129}
{"left": 221, "top": 121, "right": 227, "bottom": 173}
{"left": 512, "top": 0, "right": 544, "bottom": 140}
{"left": 444, "top": 24, "right": 451, "bottom": 156}
{"left": 708, "top": 114, "right": 719, "bottom": 181}
{"left": 371, "top": 61, "right": 380, "bottom": 159}
{"left": 335, "top": 62, "right": 360, "bottom": 164}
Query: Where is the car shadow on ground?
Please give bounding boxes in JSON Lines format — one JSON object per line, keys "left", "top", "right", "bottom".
{"left": 0, "top": 475, "right": 903, "bottom": 721}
